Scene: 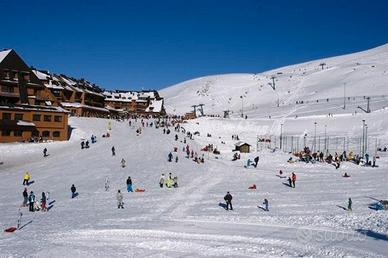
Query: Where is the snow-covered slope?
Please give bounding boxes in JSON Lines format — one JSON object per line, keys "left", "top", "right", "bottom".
{"left": 0, "top": 117, "right": 387, "bottom": 257}
{"left": 161, "top": 44, "right": 388, "bottom": 116}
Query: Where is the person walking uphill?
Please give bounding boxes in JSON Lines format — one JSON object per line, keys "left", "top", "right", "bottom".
{"left": 41, "top": 192, "right": 47, "bottom": 211}
{"left": 111, "top": 146, "right": 116, "bottom": 156}
{"left": 291, "top": 172, "right": 297, "bottom": 188}
{"left": 116, "top": 190, "right": 124, "bottom": 209}
{"left": 22, "top": 188, "right": 28, "bottom": 207}
{"left": 348, "top": 198, "right": 352, "bottom": 211}
{"left": 126, "top": 176, "right": 133, "bottom": 192}
{"left": 71, "top": 184, "right": 77, "bottom": 198}
{"left": 224, "top": 192, "right": 233, "bottom": 210}
{"left": 28, "top": 191, "right": 35, "bottom": 212}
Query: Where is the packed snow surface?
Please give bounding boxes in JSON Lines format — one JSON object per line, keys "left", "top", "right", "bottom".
{"left": 0, "top": 117, "right": 387, "bottom": 257}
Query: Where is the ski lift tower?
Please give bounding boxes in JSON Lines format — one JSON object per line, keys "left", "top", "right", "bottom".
{"left": 191, "top": 105, "right": 197, "bottom": 116}
{"left": 357, "top": 97, "right": 371, "bottom": 113}
{"left": 198, "top": 104, "right": 205, "bottom": 116}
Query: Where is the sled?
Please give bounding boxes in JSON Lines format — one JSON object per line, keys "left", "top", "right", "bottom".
{"left": 4, "top": 227, "right": 17, "bottom": 233}
{"left": 248, "top": 184, "right": 256, "bottom": 190}
{"left": 135, "top": 188, "right": 145, "bottom": 192}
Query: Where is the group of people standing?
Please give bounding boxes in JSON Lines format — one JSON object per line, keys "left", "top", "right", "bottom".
{"left": 159, "top": 173, "right": 178, "bottom": 188}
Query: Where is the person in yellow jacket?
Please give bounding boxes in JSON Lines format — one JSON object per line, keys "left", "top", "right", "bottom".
{"left": 166, "top": 177, "right": 173, "bottom": 188}
{"left": 23, "top": 172, "right": 30, "bottom": 186}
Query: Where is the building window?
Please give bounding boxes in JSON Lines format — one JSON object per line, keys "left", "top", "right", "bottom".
{"left": 1, "top": 85, "right": 14, "bottom": 93}
{"left": 14, "top": 130, "right": 23, "bottom": 136}
{"left": 31, "top": 130, "right": 39, "bottom": 137}
{"left": 44, "top": 115, "right": 52, "bottom": 122}
{"left": 14, "top": 113, "right": 23, "bottom": 120}
{"left": 54, "top": 115, "right": 62, "bottom": 122}
{"left": 2, "top": 113, "right": 11, "bottom": 120}
{"left": 42, "top": 131, "right": 50, "bottom": 137}
{"left": 1, "top": 130, "right": 11, "bottom": 136}
{"left": 33, "top": 114, "right": 41, "bottom": 121}
{"left": 3, "top": 69, "right": 10, "bottom": 79}
{"left": 53, "top": 131, "right": 60, "bottom": 137}
{"left": 23, "top": 72, "right": 30, "bottom": 82}
{"left": 12, "top": 71, "right": 18, "bottom": 81}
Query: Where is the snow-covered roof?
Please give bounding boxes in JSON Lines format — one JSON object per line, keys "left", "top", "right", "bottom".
{"left": 84, "top": 89, "right": 104, "bottom": 97}
{"left": 60, "top": 102, "right": 109, "bottom": 112}
{"left": 0, "top": 49, "right": 12, "bottom": 63}
{"left": 32, "top": 70, "right": 50, "bottom": 81}
{"left": 45, "top": 81, "right": 64, "bottom": 90}
{"left": 103, "top": 91, "right": 137, "bottom": 101}
{"left": 145, "top": 99, "right": 163, "bottom": 113}
{"left": 235, "top": 141, "right": 250, "bottom": 147}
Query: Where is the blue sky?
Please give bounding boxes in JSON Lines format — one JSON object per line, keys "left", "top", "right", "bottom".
{"left": 1, "top": 0, "right": 387, "bottom": 90}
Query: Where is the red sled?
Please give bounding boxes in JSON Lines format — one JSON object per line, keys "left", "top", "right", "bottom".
{"left": 4, "top": 227, "right": 17, "bottom": 233}
{"left": 248, "top": 184, "right": 257, "bottom": 190}
{"left": 135, "top": 188, "right": 145, "bottom": 192}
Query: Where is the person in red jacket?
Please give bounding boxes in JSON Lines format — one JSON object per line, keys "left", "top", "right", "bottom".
{"left": 291, "top": 173, "right": 296, "bottom": 188}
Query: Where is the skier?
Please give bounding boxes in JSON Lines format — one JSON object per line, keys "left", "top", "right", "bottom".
{"left": 365, "top": 153, "right": 369, "bottom": 165}
{"left": 126, "top": 176, "right": 133, "bottom": 192}
{"left": 246, "top": 159, "right": 253, "bottom": 168}
{"left": 263, "top": 198, "right": 269, "bottom": 211}
{"left": 173, "top": 176, "right": 178, "bottom": 188}
{"left": 23, "top": 172, "right": 30, "bottom": 186}
{"left": 372, "top": 156, "right": 376, "bottom": 167}
{"left": 71, "top": 184, "right": 77, "bottom": 198}
{"left": 28, "top": 191, "right": 35, "bottom": 212}
{"left": 175, "top": 156, "right": 179, "bottom": 163}
{"left": 81, "top": 141, "right": 85, "bottom": 149}
{"left": 105, "top": 176, "right": 110, "bottom": 191}
{"left": 22, "top": 188, "right": 28, "bottom": 207}
{"left": 121, "top": 158, "right": 126, "bottom": 168}
{"left": 43, "top": 148, "right": 48, "bottom": 157}
{"left": 85, "top": 140, "right": 89, "bottom": 149}
{"left": 253, "top": 156, "right": 259, "bottom": 168}
{"left": 111, "top": 146, "right": 116, "bottom": 156}
{"left": 116, "top": 190, "right": 124, "bottom": 209}
{"left": 175, "top": 134, "right": 178, "bottom": 141}
{"left": 291, "top": 173, "right": 296, "bottom": 188}
{"left": 159, "top": 174, "right": 165, "bottom": 188}
{"left": 224, "top": 192, "right": 233, "bottom": 210}
{"left": 348, "top": 198, "right": 352, "bottom": 211}
{"left": 168, "top": 152, "right": 173, "bottom": 162}
{"left": 41, "top": 192, "right": 47, "bottom": 212}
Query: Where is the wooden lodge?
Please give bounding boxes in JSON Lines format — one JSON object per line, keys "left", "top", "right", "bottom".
{"left": 0, "top": 49, "right": 69, "bottom": 142}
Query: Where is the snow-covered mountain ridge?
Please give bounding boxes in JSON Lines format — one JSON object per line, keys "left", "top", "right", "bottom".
{"left": 161, "top": 44, "right": 388, "bottom": 117}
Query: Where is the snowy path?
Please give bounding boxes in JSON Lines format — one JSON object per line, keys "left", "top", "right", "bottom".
{"left": 0, "top": 118, "right": 387, "bottom": 257}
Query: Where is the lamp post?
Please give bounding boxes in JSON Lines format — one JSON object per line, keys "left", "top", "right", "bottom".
{"left": 324, "top": 124, "right": 327, "bottom": 153}
{"left": 240, "top": 95, "right": 244, "bottom": 118}
{"left": 362, "top": 120, "right": 366, "bottom": 157}
{"left": 343, "top": 83, "right": 346, "bottom": 109}
{"left": 313, "top": 122, "right": 317, "bottom": 152}
{"left": 280, "top": 123, "right": 283, "bottom": 151}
